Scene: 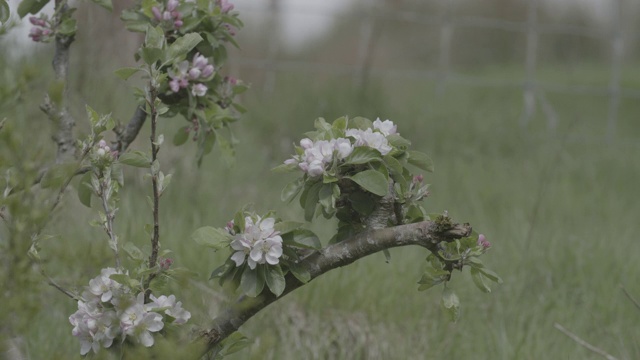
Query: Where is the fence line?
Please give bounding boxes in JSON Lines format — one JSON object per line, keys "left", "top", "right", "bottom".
{"left": 233, "top": 1, "right": 638, "bottom": 138}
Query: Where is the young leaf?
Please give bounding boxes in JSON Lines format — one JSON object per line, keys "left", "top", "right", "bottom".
{"left": 303, "top": 181, "right": 323, "bottom": 221}
{"left": 240, "top": 267, "right": 265, "bottom": 297}
{"left": 77, "top": 172, "right": 93, "bottom": 208}
{"left": 348, "top": 170, "right": 389, "bottom": 197}
{"left": 289, "top": 229, "right": 321, "bottom": 250}
{"left": 289, "top": 263, "right": 311, "bottom": 283}
{"left": 281, "top": 178, "right": 303, "bottom": 203}
{"left": 383, "top": 154, "right": 404, "bottom": 175}
{"left": 167, "top": 33, "right": 203, "bottom": 61}
{"left": 471, "top": 268, "right": 491, "bottom": 293}
{"left": 0, "top": 0, "right": 9, "bottom": 23}
{"left": 191, "top": 226, "right": 232, "bottom": 250}
{"left": 265, "top": 265, "right": 286, "bottom": 296}
{"left": 118, "top": 151, "right": 151, "bottom": 168}
{"left": 123, "top": 242, "right": 145, "bottom": 261}
{"left": 17, "top": 0, "right": 47, "bottom": 18}
{"left": 441, "top": 287, "right": 460, "bottom": 322}
{"left": 173, "top": 126, "right": 189, "bottom": 146}
{"left": 342, "top": 147, "right": 382, "bottom": 165}
{"left": 478, "top": 267, "right": 503, "bottom": 284}
{"left": 273, "top": 221, "right": 303, "bottom": 235}
{"left": 114, "top": 67, "right": 141, "bottom": 81}
{"left": 407, "top": 151, "right": 434, "bottom": 172}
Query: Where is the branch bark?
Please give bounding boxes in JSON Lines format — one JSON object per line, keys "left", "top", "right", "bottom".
{"left": 115, "top": 106, "right": 147, "bottom": 153}
{"left": 197, "top": 219, "right": 472, "bottom": 354}
{"left": 41, "top": 0, "right": 76, "bottom": 164}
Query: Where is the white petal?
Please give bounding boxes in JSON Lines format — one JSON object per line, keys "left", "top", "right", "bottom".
{"left": 139, "top": 331, "right": 155, "bottom": 347}
{"left": 230, "top": 251, "right": 246, "bottom": 266}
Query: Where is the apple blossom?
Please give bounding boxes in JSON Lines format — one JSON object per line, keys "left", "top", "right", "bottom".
{"left": 230, "top": 216, "right": 283, "bottom": 269}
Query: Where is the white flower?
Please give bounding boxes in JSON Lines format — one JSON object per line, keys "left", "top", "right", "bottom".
{"left": 333, "top": 138, "right": 353, "bottom": 159}
{"left": 192, "top": 83, "right": 208, "bottom": 97}
{"left": 149, "top": 294, "right": 192, "bottom": 325}
{"left": 88, "top": 267, "right": 122, "bottom": 302}
{"left": 300, "top": 138, "right": 313, "bottom": 149}
{"left": 347, "top": 128, "right": 392, "bottom": 155}
{"left": 306, "top": 159, "right": 325, "bottom": 177}
{"left": 373, "top": 118, "right": 397, "bottom": 136}
{"left": 69, "top": 299, "right": 119, "bottom": 355}
{"left": 229, "top": 216, "right": 283, "bottom": 269}
{"left": 192, "top": 52, "right": 208, "bottom": 70}
{"left": 121, "top": 293, "right": 164, "bottom": 347}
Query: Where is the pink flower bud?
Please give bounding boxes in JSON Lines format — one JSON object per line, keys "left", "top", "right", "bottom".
{"left": 159, "top": 257, "right": 173, "bottom": 270}
{"left": 201, "top": 64, "right": 214, "bottom": 78}
{"left": 224, "top": 76, "right": 237, "bottom": 85}
{"left": 174, "top": 19, "right": 183, "bottom": 28}
{"left": 223, "top": 24, "right": 236, "bottom": 36}
{"left": 412, "top": 174, "right": 424, "bottom": 184}
{"left": 169, "top": 78, "right": 181, "bottom": 92}
{"left": 98, "top": 139, "right": 107, "bottom": 148}
{"left": 151, "top": 6, "right": 163, "bottom": 21}
{"left": 225, "top": 220, "right": 235, "bottom": 235}
{"left": 163, "top": 11, "right": 172, "bottom": 21}
{"left": 178, "top": 78, "right": 189, "bottom": 88}
{"left": 477, "top": 234, "right": 491, "bottom": 249}
{"left": 42, "top": 29, "right": 52, "bottom": 36}
{"left": 167, "top": 0, "right": 179, "bottom": 12}
{"left": 192, "top": 53, "right": 208, "bottom": 70}
{"left": 171, "top": 10, "right": 181, "bottom": 20}
{"left": 188, "top": 67, "right": 201, "bottom": 80}
{"left": 29, "top": 16, "right": 39, "bottom": 25}
{"left": 218, "top": 0, "right": 234, "bottom": 13}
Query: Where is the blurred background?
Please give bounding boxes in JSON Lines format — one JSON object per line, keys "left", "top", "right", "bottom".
{"left": 1, "top": 0, "right": 640, "bottom": 359}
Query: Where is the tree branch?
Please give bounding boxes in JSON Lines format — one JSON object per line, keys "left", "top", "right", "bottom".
{"left": 115, "top": 106, "right": 147, "bottom": 153}
{"left": 554, "top": 323, "right": 619, "bottom": 360}
{"left": 41, "top": 0, "right": 76, "bottom": 164}
{"left": 197, "top": 219, "right": 472, "bottom": 353}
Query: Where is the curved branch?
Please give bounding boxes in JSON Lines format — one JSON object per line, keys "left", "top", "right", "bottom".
{"left": 198, "top": 218, "right": 472, "bottom": 353}
{"left": 115, "top": 105, "right": 147, "bottom": 153}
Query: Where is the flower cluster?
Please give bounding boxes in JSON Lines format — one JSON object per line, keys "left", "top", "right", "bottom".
{"left": 28, "top": 16, "right": 53, "bottom": 42}
{"left": 168, "top": 53, "right": 215, "bottom": 97}
{"left": 152, "top": 0, "right": 183, "bottom": 29}
{"left": 69, "top": 268, "right": 191, "bottom": 355}
{"left": 284, "top": 118, "right": 397, "bottom": 178}
{"left": 230, "top": 216, "right": 283, "bottom": 269}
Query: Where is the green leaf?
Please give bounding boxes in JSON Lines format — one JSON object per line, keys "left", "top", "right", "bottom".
{"left": 383, "top": 154, "right": 404, "bottom": 175}
{"left": 273, "top": 221, "right": 303, "bottom": 235}
{"left": 417, "top": 266, "right": 450, "bottom": 291}
{"left": 219, "top": 332, "right": 252, "bottom": 356}
{"left": 77, "top": 172, "right": 93, "bottom": 208}
{"left": 90, "top": 0, "right": 113, "bottom": 11}
{"left": 318, "top": 183, "right": 335, "bottom": 214}
{"left": 348, "top": 117, "right": 372, "bottom": 130}
{"left": 167, "top": 33, "right": 203, "bottom": 61}
{"left": 41, "top": 163, "right": 77, "bottom": 189}
{"left": 471, "top": 268, "right": 491, "bottom": 293}
{"left": 173, "top": 126, "right": 189, "bottom": 146}
{"left": 289, "top": 229, "right": 321, "bottom": 250}
{"left": 332, "top": 116, "right": 347, "bottom": 132}
{"left": 123, "top": 242, "right": 145, "bottom": 261}
{"left": 387, "top": 134, "right": 411, "bottom": 150}
{"left": 441, "top": 287, "right": 460, "bottom": 322}
{"left": 281, "top": 178, "right": 303, "bottom": 203}
{"left": 114, "top": 67, "right": 141, "bottom": 81}
{"left": 140, "top": 47, "right": 164, "bottom": 65}
{"left": 303, "top": 181, "right": 323, "bottom": 221}
{"left": 407, "top": 151, "right": 434, "bottom": 172}
{"left": 349, "top": 192, "right": 376, "bottom": 216}
{"left": 289, "top": 263, "right": 311, "bottom": 283}
{"left": 144, "top": 25, "right": 165, "bottom": 49}
{"left": 348, "top": 170, "right": 389, "bottom": 196}
{"left": 0, "top": 0, "right": 9, "bottom": 23}
{"left": 478, "top": 267, "right": 503, "bottom": 284}
{"left": 264, "top": 265, "right": 286, "bottom": 297}
{"left": 57, "top": 18, "right": 77, "bottom": 36}
{"left": 118, "top": 151, "right": 150, "bottom": 168}
{"left": 191, "top": 226, "right": 232, "bottom": 250}
{"left": 240, "top": 267, "right": 264, "bottom": 297}
{"left": 210, "top": 260, "right": 234, "bottom": 280}
{"left": 343, "top": 147, "right": 382, "bottom": 165}
{"left": 17, "top": 0, "right": 48, "bottom": 18}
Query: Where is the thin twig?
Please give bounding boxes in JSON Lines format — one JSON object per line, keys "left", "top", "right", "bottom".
{"left": 554, "top": 323, "right": 619, "bottom": 360}
{"left": 144, "top": 80, "right": 161, "bottom": 298}
{"left": 620, "top": 284, "right": 640, "bottom": 312}
{"left": 98, "top": 171, "right": 120, "bottom": 268}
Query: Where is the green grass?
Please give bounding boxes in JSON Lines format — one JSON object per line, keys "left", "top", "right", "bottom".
{"left": 2, "top": 60, "right": 640, "bottom": 359}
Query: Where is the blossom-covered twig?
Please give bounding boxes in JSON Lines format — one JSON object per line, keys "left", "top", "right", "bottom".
{"left": 198, "top": 218, "right": 472, "bottom": 353}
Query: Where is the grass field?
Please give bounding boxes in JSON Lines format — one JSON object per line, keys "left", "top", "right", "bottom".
{"left": 2, "top": 55, "right": 640, "bottom": 359}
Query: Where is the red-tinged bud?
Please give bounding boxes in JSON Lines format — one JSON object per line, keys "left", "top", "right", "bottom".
{"left": 151, "top": 6, "right": 162, "bottom": 21}
{"left": 167, "top": 0, "right": 179, "bottom": 12}
{"left": 159, "top": 257, "right": 173, "bottom": 270}
{"left": 477, "top": 234, "right": 491, "bottom": 249}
